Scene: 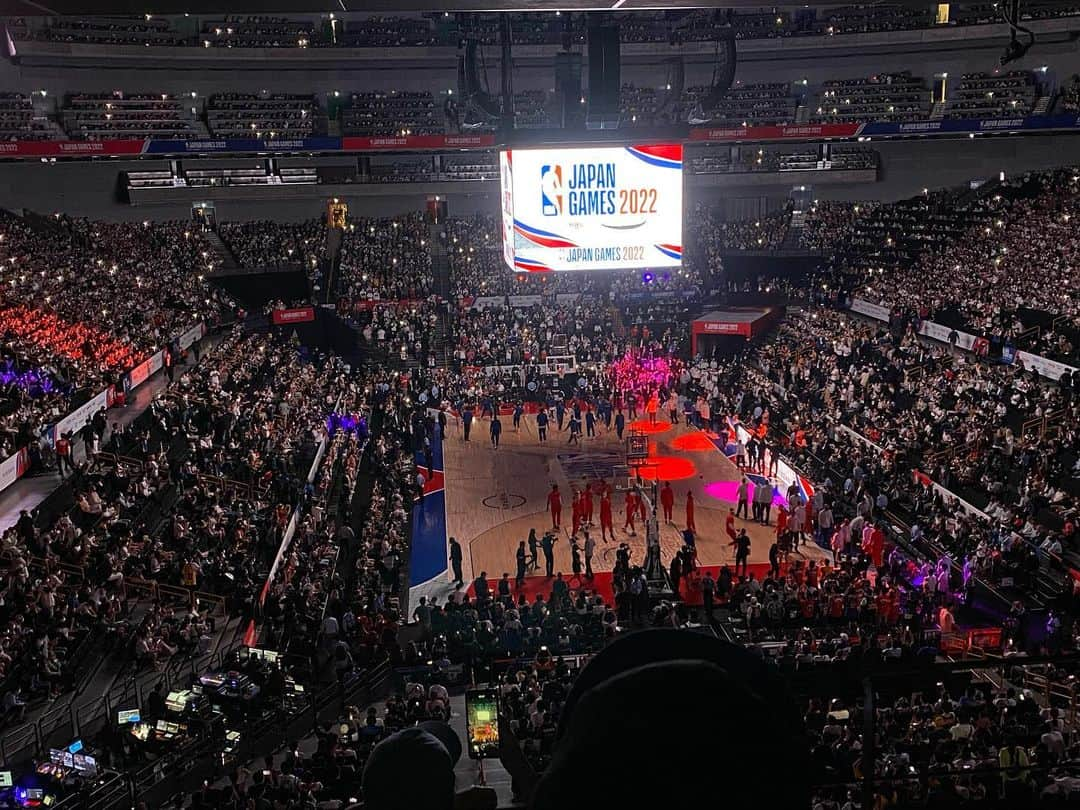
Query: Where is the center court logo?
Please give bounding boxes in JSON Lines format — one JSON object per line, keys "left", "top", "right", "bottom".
{"left": 540, "top": 164, "right": 563, "bottom": 216}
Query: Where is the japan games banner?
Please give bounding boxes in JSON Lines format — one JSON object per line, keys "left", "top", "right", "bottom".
{"left": 501, "top": 144, "right": 683, "bottom": 272}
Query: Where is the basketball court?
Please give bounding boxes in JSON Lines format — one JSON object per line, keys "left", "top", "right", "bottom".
{"left": 410, "top": 410, "right": 828, "bottom": 604}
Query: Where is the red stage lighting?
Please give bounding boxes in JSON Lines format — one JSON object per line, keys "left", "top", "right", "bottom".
{"left": 628, "top": 419, "right": 670, "bottom": 434}
{"left": 672, "top": 432, "right": 716, "bottom": 451}
{"left": 636, "top": 455, "right": 696, "bottom": 480}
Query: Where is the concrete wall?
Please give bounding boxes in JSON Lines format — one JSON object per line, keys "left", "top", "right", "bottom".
{"left": 5, "top": 17, "right": 1080, "bottom": 106}
{"left": 0, "top": 158, "right": 499, "bottom": 220}
{"left": 3, "top": 132, "right": 1079, "bottom": 221}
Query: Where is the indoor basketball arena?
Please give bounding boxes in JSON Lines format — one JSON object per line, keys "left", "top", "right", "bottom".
{"left": 0, "top": 1, "right": 1076, "bottom": 808}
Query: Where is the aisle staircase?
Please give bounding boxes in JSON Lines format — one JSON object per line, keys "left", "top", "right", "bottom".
{"left": 1032, "top": 93, "right": 1053, "bottom": 116}
{"left": 429, "top": 221, "right": 452, "bottom": 300}
{"left": 323, "top": 225, "right": 344, "bottom": 302}
{"left": 780, "top": 207, "right": 806, "bottom": 251}
{"left": 611, "top": 305, "right": 628, "bottom": 338}
{"left": 203, "top": 228, "right": 239, "bottom": 271}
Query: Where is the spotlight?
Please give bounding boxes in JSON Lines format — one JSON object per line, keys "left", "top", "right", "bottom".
{"left": 642, "top": 272, "right": 654, "bottom": 284}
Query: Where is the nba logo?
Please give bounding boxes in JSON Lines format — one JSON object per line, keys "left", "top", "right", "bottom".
{"left": 540, "top": 164, "right": 563, "bottom": 216}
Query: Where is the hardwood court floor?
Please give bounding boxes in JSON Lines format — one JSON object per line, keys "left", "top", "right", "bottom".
{"left": 442, "top": 413, "right": 828, "bottom": 585}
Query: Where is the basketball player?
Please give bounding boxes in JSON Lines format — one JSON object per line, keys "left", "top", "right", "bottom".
{"left": 599, "top": 489, "right": 614, "bottom": 542}
{"left": 624, "top": 490, "right": 637, "bottom": 536}
{"left": 660, "top": 481, "right": 675, "bottom": 524}
{"left": 547, "top": 484, "right": 562, "bottom": 529}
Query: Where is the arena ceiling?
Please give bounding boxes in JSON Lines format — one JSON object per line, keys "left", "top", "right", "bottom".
{"left": 0, "top": 1, "right": 937, "bottom": 15}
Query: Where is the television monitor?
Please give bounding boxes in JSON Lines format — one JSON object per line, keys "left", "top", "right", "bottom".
{"left": 499, "top": 144, "right": 684, "bottom": 273}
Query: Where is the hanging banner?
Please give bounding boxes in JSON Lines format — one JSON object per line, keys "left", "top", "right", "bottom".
{"left": 0, "top": 134, "right": 495, "bottom": 160}
{"left": 860, "top": 112, "right": 1080, "bottom": 137}
{"left": 849, "top": 298, "right": 1077, "bottom": 381}
{"left": 124, "top": 349, "right": 165, "bottom": 394}
{"left": 688, "top": 114, "right": 1080, "bottom": 143}
{"left": 0, "top": 139, "right": 146, "bottom": 158}
{"left": 469, "top": 296, "right": 506, "bottom": 310}
{"left": 177, "top": 322, "right": 207, "bottom": 350}
{"left": 52, "top": 386, "right": 114, "bottom": 444}
{"left": 690, "top": 123, "right": 863, "bottom": 142}
{"left": 272, "top": 306, "right": 316, "bottom": 325}
{"left": 342, "top": 134, "right": 495, "bottom": 150}
{"left": 1014, "top": 351, "right": 1077, "bottom": 381}
{"left": 2, "top": 113, "right": 1080, "bottom": 161}
{"left": 0, "top": 447, "right": 29, "bottom": 492}
{"left": 848, "top": 298, "right": 891, "bottom": 321}
{"left": 143, "top": 136, "right": 341, "bottom": 154}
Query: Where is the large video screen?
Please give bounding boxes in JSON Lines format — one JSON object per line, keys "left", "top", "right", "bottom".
{"left": 499, "top": 144, "right": 683, "bottom": 272}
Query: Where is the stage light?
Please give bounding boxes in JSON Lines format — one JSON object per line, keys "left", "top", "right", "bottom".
{"left": 642, "top": 272, "right": 654, "bottom": 284}
{"left": 637, "top": 456, "right": 696, "bottom": 481}
{"left": 673, "top": 433, "right": 715, "bottom": 451}
{"left": 629, "top": 420, "right": 671, "bottom": 435}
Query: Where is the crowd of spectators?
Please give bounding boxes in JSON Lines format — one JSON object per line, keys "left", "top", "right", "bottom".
{"left": 200, "top": 16, "right": 314, "bottom": 49}
{"left": 16, "top": 6, "right": 1080, "bottom": 51}
{"left": 346, "top": 301, "right": 441, "bottom": 367}
{"left": 206, "top": 93, "right": 317, "bottom": 140}
{"left": 684, "top": 81, "right": 797, "bottom": 127}
{"left": 807, "top": 678, "right": 1080, "bottom": 807}
{"left": 0, "top": 93, "right": 53, "bottom": 141}
{"left": 692, "top": 204, "right": 791, "bottom": 252}
{"left": 0, "top": 214, "right": 218, "bottom": 452}
{"left": 61, "top": 92, "right": 197, "bottom": 140}
{"left": 1060, "top": 75, "right": 1080, "bottom": 113}
{"left": 218, "top": 218, "right": 326, "bottom": 272}
{"left": 340, "top": 91, "right": 443, "bottom": 138}
{"left": 810, "top": 72, "right": 932, "bottom": 124}
{"left": 23, "top": 15, "right": 187, "bottom": 46}
{"left": 451, "top": 299, "right": 614, "bottom": 368}
{"left": 3, "top": 118, "right": 1080, "bottom": 807}
{"left": 818, "top": 169, "right": 1080, "bottom": 362}
{"left": 800, "top": 200, "right": 880, "bottom": 253}
{"left": 0, "top": 66, "right": 1068, "bottom": 146}
{"left": 338, "top": 214, "right": 432, "bottom": 302}
{"left": 944, "top": 71, "right": 1040, "bottom": 120}
{"left": 0, "top": 324, "right": 356, "bottom": 710}
{"left": 687, "top": 306, "right": 1077, "bottom": 617}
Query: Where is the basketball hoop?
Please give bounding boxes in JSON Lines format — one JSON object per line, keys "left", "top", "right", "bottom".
{"left": 617, "top": 428, "right": 652, "bottom": 492}
{"left": 626, "top": 431, "right": 649, "bottom": 463}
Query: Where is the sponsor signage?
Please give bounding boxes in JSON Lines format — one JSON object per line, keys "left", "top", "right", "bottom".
{"left": 177, "top": 322, "right": 207, "bottom": 350}
{"left": 0, "top": 447, "right": 29, "bottom": 492}
{"left": 342, "top": 134, "right": 495, "bottom": 150}
{"left": 272, "top": 306, "right": 316, "bottom": 325}
{"left": 52, "top": 386, "right": 113, "bottom": 445}
{"left": 0, "top": 134, "right": 495, "bottom": 160}
{"left": 124, "top": 350, "right": 165, "bottom": 393}
{"left": 2, "top": 115, "right": 1080, "bottom": 161}
{"left": 850, "top": 298, "right": 1076, "bottom": 381}
{"left": 849, "top": 298, "right": 891, "bottom": 321}
{"left": 690, "top": 123, "right": 862, "bottom": 142}
{"left": 470, "top": 296, "right": 506, "bottom": 310}
{"left": 0, "top": 139, "right": 145, "bottom": 157}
